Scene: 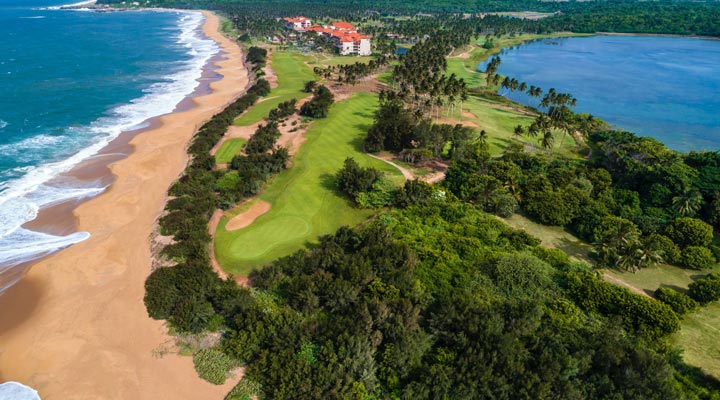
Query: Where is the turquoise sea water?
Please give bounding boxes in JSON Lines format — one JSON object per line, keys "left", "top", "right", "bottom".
{"left": 0, "top": 0, "right": 218, "bottom": 294}
{"left": 478, "top": 36, "right": 720, "bottom": 152}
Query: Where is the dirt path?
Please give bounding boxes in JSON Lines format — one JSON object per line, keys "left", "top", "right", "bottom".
{"left": 263, "top": 50, "right": 278, "bottom": 89}
{"left": 368, "top": 153, "right": 415, "bottom": 180}
{"left": 603, "top": 272, "right": 652, "bottom": 298}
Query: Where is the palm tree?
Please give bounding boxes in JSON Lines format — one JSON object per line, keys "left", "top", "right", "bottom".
{"left": 478, "top": 130, "right": 488, "bottom": 144}
{"left": 513, "top": 124, "right": 525, "bottom": 139}
{"left": 539, "top": 131, "right": 554, "bottom": 153}
{"left": 672, "top": 189, "right": 704, "bottom": 216}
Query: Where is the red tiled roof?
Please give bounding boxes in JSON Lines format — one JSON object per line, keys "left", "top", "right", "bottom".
{"left": 284, "top": 16, "right": 310, "bottom": 23}
{"left": 331, "top": 21, "right": 355, "bottom": 30}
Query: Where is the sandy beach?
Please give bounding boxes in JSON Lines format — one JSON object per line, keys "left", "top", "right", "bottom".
{"left": 0, "top": 10, "right": 248, "bottom": 399}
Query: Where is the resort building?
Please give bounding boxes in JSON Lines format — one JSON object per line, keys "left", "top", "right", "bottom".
{"left": 304, "top": 21, "right": 372, "bottom": 56}
{"left": 283, "top": 16, "right": 312, "bottom": 31}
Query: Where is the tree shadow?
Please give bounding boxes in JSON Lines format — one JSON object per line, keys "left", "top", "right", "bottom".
{"left": 319, "top": 173, "right": 339, "bottom": 192}
{"left": 352, "top": 110, "right": 374, "bottom": 120}
{"left": 556, "top": 237, "right": 592, "bottom": 263}
{"left": 658, "top": 283, "right": 690, "bottom": 294}
{"left": 350, "top": 136, "right": 367, "bottom": 153}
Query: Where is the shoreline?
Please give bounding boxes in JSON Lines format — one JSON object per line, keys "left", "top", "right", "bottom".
{"left": 0, "top": 8, "right": 223, "bottom": 294}
{"left": 597, "top": 31, "right": 720, "bottom": 41}
{"left": 0, "top": 10, "right": 249, "bottom": 399}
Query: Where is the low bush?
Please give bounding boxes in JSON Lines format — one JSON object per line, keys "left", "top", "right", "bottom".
{"left": 654, "top": 287, "right": 698, "bottom": 315}
{"left": 193, "top": 348, "right": 235, "bottom": 385}
{"left": 688, "top": 274, "right": 720, "bottom": 304}
{"left": 681, "top": 246, "right": 716, "bottom": 270}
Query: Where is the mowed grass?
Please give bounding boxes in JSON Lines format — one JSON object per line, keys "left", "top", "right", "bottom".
{"left": 215, "top": 92, "right": 403, "bottom": 274}
{"left": 305, "top": 53, "right": 374, "bottom": 67}
{"left": 215, "top": 138, "right": 246, "bottom": 164}
{"left": 453, "top": 95, "right": 581, "bottom": 158}
{"left": 606, "top": 265, "right": 720, "bottom": 378}
{"left": 234, "top": 52, "right": 315, "bottom": 126}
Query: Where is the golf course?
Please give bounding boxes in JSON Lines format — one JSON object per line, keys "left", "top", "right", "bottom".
{"left": 215, "top": 92, "right": 404, "bottom": 274}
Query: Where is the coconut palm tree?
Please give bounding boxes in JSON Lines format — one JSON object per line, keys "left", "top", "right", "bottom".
{"left": 672, "top": 189, "right": 704, "bottom": 217}
{"left": 539, "top": 131, "right": 554, "bottom": 153}
{"left": 513, "top": 124, "right": 525, "bottom": 139}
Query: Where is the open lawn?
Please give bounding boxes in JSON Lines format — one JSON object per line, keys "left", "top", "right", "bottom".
{"left": 606, "top": 265, "right": 720, "bottom": 378}
{"left": 215, "top": 138, "right": 245, "bottom": 164}
{"left": 500, "top": 213, "right": 592, "bottom": 263}
{"left": 305, "top": 53, "right": 374, "bottom": 67}
{"left": 453, "top": 95, "right": 581, "bottom": 158}
{"left": 215, "top": 92, "right": 403, "bottom": 274}
{"left": 234, "top": 52, "right": 315, "bottom": 126}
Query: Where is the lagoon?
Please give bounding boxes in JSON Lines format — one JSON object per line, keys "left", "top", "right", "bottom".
{"left": 478, "top": 36, "right": 720, "bottom": 152}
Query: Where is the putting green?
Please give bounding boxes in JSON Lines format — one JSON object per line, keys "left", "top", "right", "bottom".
{"left": 215, "top": 92, "right": 403, "bottom": 274}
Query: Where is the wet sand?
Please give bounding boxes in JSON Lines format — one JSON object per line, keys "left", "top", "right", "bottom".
{"left": 0, "top": 11, "right": 248, "bottom": 399}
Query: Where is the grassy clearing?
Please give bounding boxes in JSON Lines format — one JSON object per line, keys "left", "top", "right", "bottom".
{"left": 215, "top": 92, "right": 403, "bottom": 274}
{"left": 305, "top": 53, "right": 374, "bottom": 67}
{"left": 234, "top": 52, "right": 315, "bottom": 126}
{"left": 605, "top": 264, "right": 720, "bottom": 378}
{"left": 215, "top": 138, "right": 246, "bottom": 164}
{"left": 446, "top": 95, "right": 581, "bottom": 158}
{"left": 500, "top": 213, "right": 592, "bottom": 263}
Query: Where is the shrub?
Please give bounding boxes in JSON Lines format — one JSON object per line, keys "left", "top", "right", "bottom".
{"left": 531, "top": 246, "right": 571, "bottom": 269}
{"left": 144, "top": 267, "right": 180, "bottom": 320}
{"left": 336, "top": 157, "right": 381, "bottom": 197}
{"left": 681, "top": 246, "right": 716, "bottom": 270}
{"left": 654, "top": 287, "right": 698, "bottom": 315}
{"left": 567, "top": 271, "right": 680, "bottom": 339}
{"left": 688, "top": 275, "right": 720, "bottom": 304}
{"left": 665, "top": 217, "right": 714, "bottom": 248}
{"left": 644, "top": 234, "right": 681, "bottom": 265}
{"left": 299, "top": 85, "right": 334, "bottom": 118}
{"left": 193, "top": 348, "right": 235, "bottom": 385}
{"left": 493, "top": 192, "right": 518, "bottom": 217}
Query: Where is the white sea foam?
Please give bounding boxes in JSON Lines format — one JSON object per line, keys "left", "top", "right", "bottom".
{"left": 0, "top": 119, "right": 7, "bottom": 129}
{"left": 43, "top": 0, "right": 96, "bottom": 10}
{"left": 0, "top": 382, "right": 41, "bottom": 400}
{"left": 20, "top": 16, "right": 47, "bottom": 19}
{"left": 0, "top": 11, "right": 219, "bottom": 285}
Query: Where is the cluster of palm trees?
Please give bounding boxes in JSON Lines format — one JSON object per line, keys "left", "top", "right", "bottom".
{"left": 312, "top": 54, "right": 392, "bottom": 86}
{"left": 389, "top": 33, "right": 470, "bottom": 119}
{"left": 506, "top": 86, "right": 579, "bottom": 154}
{"left": 595, "top": 218, "right": 664, "bottom": 273}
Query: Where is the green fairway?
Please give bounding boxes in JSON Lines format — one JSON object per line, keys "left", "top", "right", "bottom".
{"left": 215, "top": 92, "right": 403, "bottom": 274}
{"left": 215, "top": 138, "right": 246, "bottom": 164}
{"left": 234, "top": 52, "right": 315, "bottom": 126}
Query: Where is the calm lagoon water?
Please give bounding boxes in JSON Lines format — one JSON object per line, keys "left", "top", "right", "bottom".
{"left": 478, "top": 36, "right": 720, "bottom": 152}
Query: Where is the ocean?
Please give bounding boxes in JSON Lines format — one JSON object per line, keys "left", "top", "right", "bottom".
{"left": 477, "top": 36, "right": 720, "bottom": 152}
{"left": 0, "top": 0, "right": 218, "bottom": 294}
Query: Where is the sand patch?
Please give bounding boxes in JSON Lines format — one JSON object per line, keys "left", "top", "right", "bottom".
{"left": 225, "top": 200, "right": 271, "bottom": 231}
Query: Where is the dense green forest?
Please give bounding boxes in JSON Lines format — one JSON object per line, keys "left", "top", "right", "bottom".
{"left": 99, "top": 0, "right": 720, "bottom": 37}
{"left": 126, "top": 0, "right": 720, "bottom": 397}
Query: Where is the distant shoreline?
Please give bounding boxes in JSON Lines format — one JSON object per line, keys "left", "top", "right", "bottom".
{"left": 0, "top": 10, "right": 249, "bottom": 399}
{"left": 597, "top": 31, "right": 720, "bottom": 41}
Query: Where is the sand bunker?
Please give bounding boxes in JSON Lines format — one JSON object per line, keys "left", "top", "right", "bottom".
{"left": 225, "top": 200, "right": 271, "bottom": 231}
